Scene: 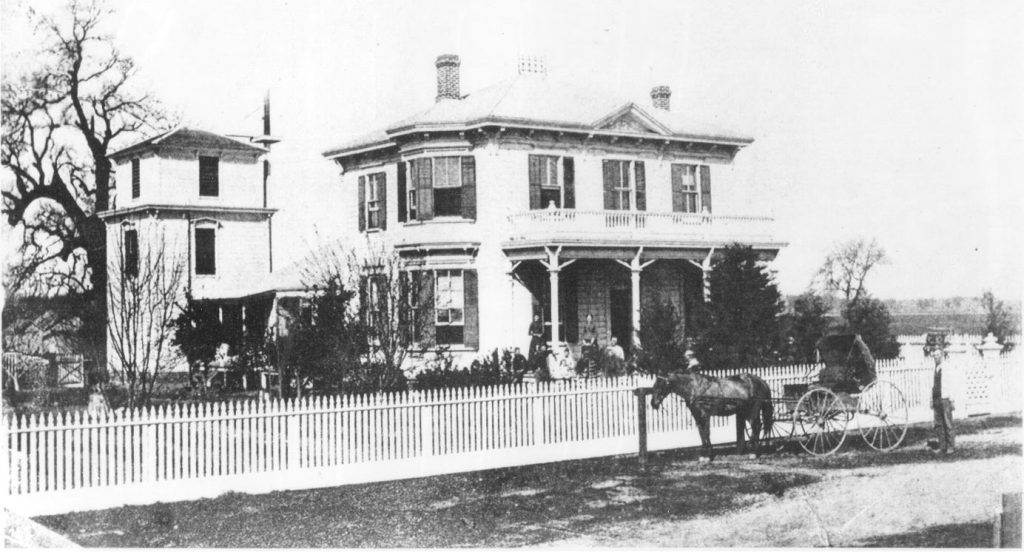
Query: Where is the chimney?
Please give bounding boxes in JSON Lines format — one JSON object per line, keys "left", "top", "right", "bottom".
{"left": 651, "top": 85, "right": 671, "bottom": 111}
{"left": 517, "top": 55, "right": 547, "bottom": 76}
{"left": 435, "top": 54, "right": 461, "bottom": 101}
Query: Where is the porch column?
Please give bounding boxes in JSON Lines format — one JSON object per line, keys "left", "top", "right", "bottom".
{"left": 687, "top": 247, "right": 715, "bottom": 303}
{"left": 541, "top": 246, "right": 575, "bottom": 345}
{"left": 616, "top": 248, "right": 655, "bottom": 347}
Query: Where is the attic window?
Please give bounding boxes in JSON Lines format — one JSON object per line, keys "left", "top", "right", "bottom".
{"left": 199, "top": 156, "right": 219, "bottom": 197}
{"left": 131, "top": 159, "right": 140, "bottom": 199}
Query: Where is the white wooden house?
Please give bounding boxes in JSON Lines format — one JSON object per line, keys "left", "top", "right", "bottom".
{"left": 322, "top": 55, "right": 787, "bottom": 362}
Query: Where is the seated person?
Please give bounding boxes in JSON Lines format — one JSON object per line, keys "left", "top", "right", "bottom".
{"left": 548, "top": 342, "right": 577, "bottom": 381}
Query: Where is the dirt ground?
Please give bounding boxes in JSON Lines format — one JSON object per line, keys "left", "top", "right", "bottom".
{"left": 37, "top": 414, "right": 1021, "bottom": 548}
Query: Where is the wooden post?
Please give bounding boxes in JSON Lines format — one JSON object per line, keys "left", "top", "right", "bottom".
{"left": 634, "top": 387, "right": 651, "bottom": 467}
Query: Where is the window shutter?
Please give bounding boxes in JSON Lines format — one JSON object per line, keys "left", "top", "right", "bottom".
{"left": 199, "top": 156, "right": 219, "bottom": 196}
{"left": 700, "top": 165, "right": 712, "bottom": 213}
{"left": 195, "top": 228, "right": 216, "bottom": 275}
{"left": 460, "top": 156, "right": 476, "bottom": 219}
{"left": 463, "top": 270, "right": 479, "bottom": 349}
{"left": 416, "top": 271, "right": 435, "bottom": 346}
{"left": 124, "top": 229, "right": 139, "bottom": 278}
{"left": 671, "top": 164, "right": 684, "bottom": 212}
{"left": 602, "top": 160, "right": 616, "bottom": 210}
{"left": 416, "top": 159, "right": 434, "bottom": 220}
{"left": 358, "top": 276, "right": 369, "bottom": 325}
{"left": 397, "top": 162, "right": 407, "bottom": 223}
{"left": 562, "top": 157, "right": 575, "bottom": 209}
{"left": 358, "top": 175, "right": 366, "bottom": 232}
{"left": 528, "top": 155, "right": 542, "bottom": 210}
{"left": 131, "top": 159, "right": 140, "bottom": 199}
{"left": 398, "top": 271, "right": 412, "bottom": 343}
{"left": 634, "top": 161, "right": 646, "bottom": 211}
{"left": 378, "top": 173, "right": 387, "bottom": 231}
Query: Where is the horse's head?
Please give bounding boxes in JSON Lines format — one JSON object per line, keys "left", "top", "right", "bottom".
{"left": 650, "top": 375, "right": 672, "bottom": 410}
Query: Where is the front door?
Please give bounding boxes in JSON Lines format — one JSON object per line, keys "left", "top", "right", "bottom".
{"left": 609, "top": 287, "right": 632, "bottom": 353}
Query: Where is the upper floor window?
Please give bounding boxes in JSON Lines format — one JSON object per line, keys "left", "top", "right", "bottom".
{"left": 602, "top": 159, "right": 646, "bottom": 211}
{"left": 358, "top": 172, "right": 386, "bottom": 231}
{"left": 195, "top": 226, "right": 216, "bottom": 275}
{"left": 405, "top": 156, "right": 476, "bottom": 221}
{"left": 199, "top": 156, "right": 219, "bottom": 197}
{"left": 671, "top": 163, "right": 712, "bottom": 214}
{"left": 131, "top": 159, "right": 141, "bottom": 199}
{"left": 529, "top": 155, "right": 575, "bottom": 209}
{"left": 123, "top": 228, "right": 138, "bottom": 278}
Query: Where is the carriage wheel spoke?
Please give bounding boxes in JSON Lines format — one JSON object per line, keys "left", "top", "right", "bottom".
{"left": 858, "top": 381, "right": 909, "bottom": 452}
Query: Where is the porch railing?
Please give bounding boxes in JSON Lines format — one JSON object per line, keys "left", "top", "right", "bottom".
{"left": 506, "top": 209, "right": 777, "bottom": 244}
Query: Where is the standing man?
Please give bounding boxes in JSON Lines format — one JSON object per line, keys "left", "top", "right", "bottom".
{"left": 929, "top": 348, "right": 955, "bottom": 453}
{"left": 528, "top": 313, "right": 544, "bottom": 363}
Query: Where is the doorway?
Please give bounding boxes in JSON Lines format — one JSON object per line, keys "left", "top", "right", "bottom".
{"left": 609, "top": 287, "right": 632, "bottom": 353}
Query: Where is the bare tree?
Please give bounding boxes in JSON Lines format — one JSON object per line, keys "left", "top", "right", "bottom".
{"left": 106, "top": 226, "right": 184, "bottom": 408}
{"left": 2, "top": 0, "right": 172, "bottom": 297}
{"left": 814, "top": 238, "right": 888, "bottom": 305}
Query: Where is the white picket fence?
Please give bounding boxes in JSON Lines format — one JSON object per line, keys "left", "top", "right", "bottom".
{"left": 4, "top": 354, "right": 1019, "bottom": 516}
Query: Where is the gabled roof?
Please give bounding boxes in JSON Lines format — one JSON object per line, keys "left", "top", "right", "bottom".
{"left": 110, "top": 127, "right": 268, "bottom": 161}
{"left": 324, "top": 75, "right": 753, "bottom": 158}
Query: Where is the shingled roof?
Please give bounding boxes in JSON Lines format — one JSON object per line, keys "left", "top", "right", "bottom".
{"left": 324, "top": 74, "right": 753, "bottom": 159}
{"left": 110, "top": 127, "right": 267, "bottom": 161}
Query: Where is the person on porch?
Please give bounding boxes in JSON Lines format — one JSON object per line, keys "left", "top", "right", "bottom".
{"left": 684, "top": 349, "right": 703, "bottom": 372}
{"left": 528, "top": 314, "right": 544, "bottom": 362}
{"left": 603, "top": 336, "right": 625, "bottom": 377}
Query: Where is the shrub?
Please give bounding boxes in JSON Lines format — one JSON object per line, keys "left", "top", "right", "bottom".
{"left": 842, "top": 296, "right": 900, "bottom": 359}
{"left": 636, "top": 300, "right": 687, "bottom": 376}
{"left": 414, "top": 348, "right": 526, "bottom": 391}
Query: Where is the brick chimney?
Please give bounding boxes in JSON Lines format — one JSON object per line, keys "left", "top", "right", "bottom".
{"left": 435, "top": 54, "right": 461, "bottom": 101}
{"left": 650, "top": 85, "right": 671, "bottom": 111}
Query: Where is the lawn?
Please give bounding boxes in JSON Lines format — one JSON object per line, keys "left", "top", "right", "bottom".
{"left": 37, "top": 414, "right": 1021, "bottom": 547}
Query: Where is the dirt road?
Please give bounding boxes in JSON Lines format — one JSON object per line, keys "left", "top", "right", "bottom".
{"left": 38, "top": 415, "right": 1020, "bottom": 548}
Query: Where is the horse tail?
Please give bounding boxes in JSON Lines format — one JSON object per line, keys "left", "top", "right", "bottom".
{"left": 761, "top": 397, "right": 774, "bottom": 436}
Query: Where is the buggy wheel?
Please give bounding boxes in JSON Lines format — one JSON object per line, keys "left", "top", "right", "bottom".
{"left": 745, "top": 401, "right": 795, "bottom": 453}
{"left": 857, "top": 380, "right": 909, "bottom": 452}
{"left": 794, "top": 388, "right": 848, "bottom": 456}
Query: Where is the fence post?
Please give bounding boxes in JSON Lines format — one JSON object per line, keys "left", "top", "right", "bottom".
{"left": 634, "top": 387, "right": 650, "bottom": 468}
{"left": 286, "top": 402, "right": 300, "bottom": 470}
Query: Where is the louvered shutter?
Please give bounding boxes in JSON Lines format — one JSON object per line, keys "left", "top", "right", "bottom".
{"left": 131, "top": 159, "right": 140, "bottom": 199}
{"left": 528, "top": 155, "right": 542, "bottom": 210}
{"left": 358, "top": 276, "right": 369, "bottom": 325}
{"left": 460, "top": 156, "right": 476, "bottom": 219}
{"left": 671, "top": 164, "right": 684, "bottom": 212}
{"left": 397, "top": 162, "right": 407, "bottom": 223}
{"left": 602, "top": 160, "right": 616, "bottom": 209}
{"left": 417, "top": 271, "right": 435, "bottom": 346}
{"left": 463, "top": 270, "right": 479, "bottom": 349}
{"left": 634, "top": 161, "right": 646, "bottom": 211}
{"left": 357, "top": 175, "right": 366, "bottom": 232}
{"left": 416, "top": 159, "right": 434, "bottom": 220}
{"left": 563, "top": 157, "right": 575, "bottom": 209}
{"left": 378, "top": 174, "right": 387, "bottom": 230}
{"left": 700, "top": 165, "right": 712, "bottom": 213}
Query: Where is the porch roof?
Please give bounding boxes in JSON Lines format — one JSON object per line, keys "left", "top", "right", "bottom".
{"left": 501, "top": 242, "right": 785, "bottom": 263}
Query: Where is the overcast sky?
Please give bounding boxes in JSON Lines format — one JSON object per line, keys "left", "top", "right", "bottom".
{"left": 4, "top": 0, "right": 1022, "bottom": 301}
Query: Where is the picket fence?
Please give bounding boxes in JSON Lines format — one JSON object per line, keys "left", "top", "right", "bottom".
{"left": 4, "top": 354, "right": 1019, "bottom": 516}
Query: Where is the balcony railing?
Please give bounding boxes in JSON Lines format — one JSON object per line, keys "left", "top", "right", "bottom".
{"left": 506, "top": 209, "right": 778, "bottom": 245}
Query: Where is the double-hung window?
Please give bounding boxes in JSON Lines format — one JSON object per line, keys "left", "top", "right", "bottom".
{"left": 602, "top": 159, "right": 646, "bottom": 211}
{"left": 195, "top": 226, "right": 216, "bottom": 275}
{"left": 431, "top": 157, "right": 462, "bottom": 217}
{"left": 537, "top": 155, "right": 561, "bottom": 208}
{"left": 123, "top": 228, "right": 139, "bottom": 278}
{"left": 366, "top": 173, "right": 384, "bottom": 230}
{"left": 672, "top": 164, "right": 700, "bottom": 213}
{"left": 434, "top": 269, "right": 464, "bottom": 345}
{"left": 528, "top": 154, "right": 575, "bottom": 210}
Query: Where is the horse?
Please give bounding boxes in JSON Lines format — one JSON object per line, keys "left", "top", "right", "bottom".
{"left": 650, "top": 368, "right": 774, "bottom": 461}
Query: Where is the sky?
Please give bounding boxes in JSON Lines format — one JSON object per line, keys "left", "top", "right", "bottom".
{"left": 4, "top": 0, "right": 1023, "bottom": 301}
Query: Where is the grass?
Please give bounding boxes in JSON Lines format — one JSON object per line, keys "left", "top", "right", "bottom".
{"left": 35, "top": 414, "right": 1020, "bottom": 548}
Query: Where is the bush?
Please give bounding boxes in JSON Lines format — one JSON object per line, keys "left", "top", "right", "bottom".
{"left": 414, "top": 348, "right": 526, "bottom": 391}
{"left": 636, "top": 300, "right": 687, "bottom": 376}
{"left": 786, "top": 292, "right": 835, "bottom": 363}
{"left": 842, "top": 297, "right": 900, "bottom": 359}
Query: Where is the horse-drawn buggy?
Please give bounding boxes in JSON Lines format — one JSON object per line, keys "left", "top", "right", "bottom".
{"left": 761, "top": 334, "right": 909, "bottom": 456}
{"left": 649, "top": 334, "right": 909, "bottom": 460}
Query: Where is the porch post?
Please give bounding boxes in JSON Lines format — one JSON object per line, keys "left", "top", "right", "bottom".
{"left": 616, "top": 248, "right": 655, "bottom": 347}
{"left": 541, "top": 246, "right": 576, "bottom": 346}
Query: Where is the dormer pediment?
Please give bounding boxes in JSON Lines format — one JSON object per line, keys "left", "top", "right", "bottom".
{"left": 592, "top": 103, "right": 671, "bottom": 135}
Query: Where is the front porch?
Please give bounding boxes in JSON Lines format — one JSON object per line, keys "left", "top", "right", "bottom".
{"left": 507, "top": 246, "right": 708, "bottom": 355}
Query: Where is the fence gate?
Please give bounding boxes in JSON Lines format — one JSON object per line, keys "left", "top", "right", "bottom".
{"left": 55, "top": 354, "right": 85, "bottom": 388}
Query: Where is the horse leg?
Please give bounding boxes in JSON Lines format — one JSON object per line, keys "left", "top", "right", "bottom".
{"left": 735, "top": 413, "right": 746, "bottom": 455}
{"left": 697, "top": 415, "right": 713, "bottom": 462}
{"left": 749, "top": 404, "right": 762, "bottom": 458}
